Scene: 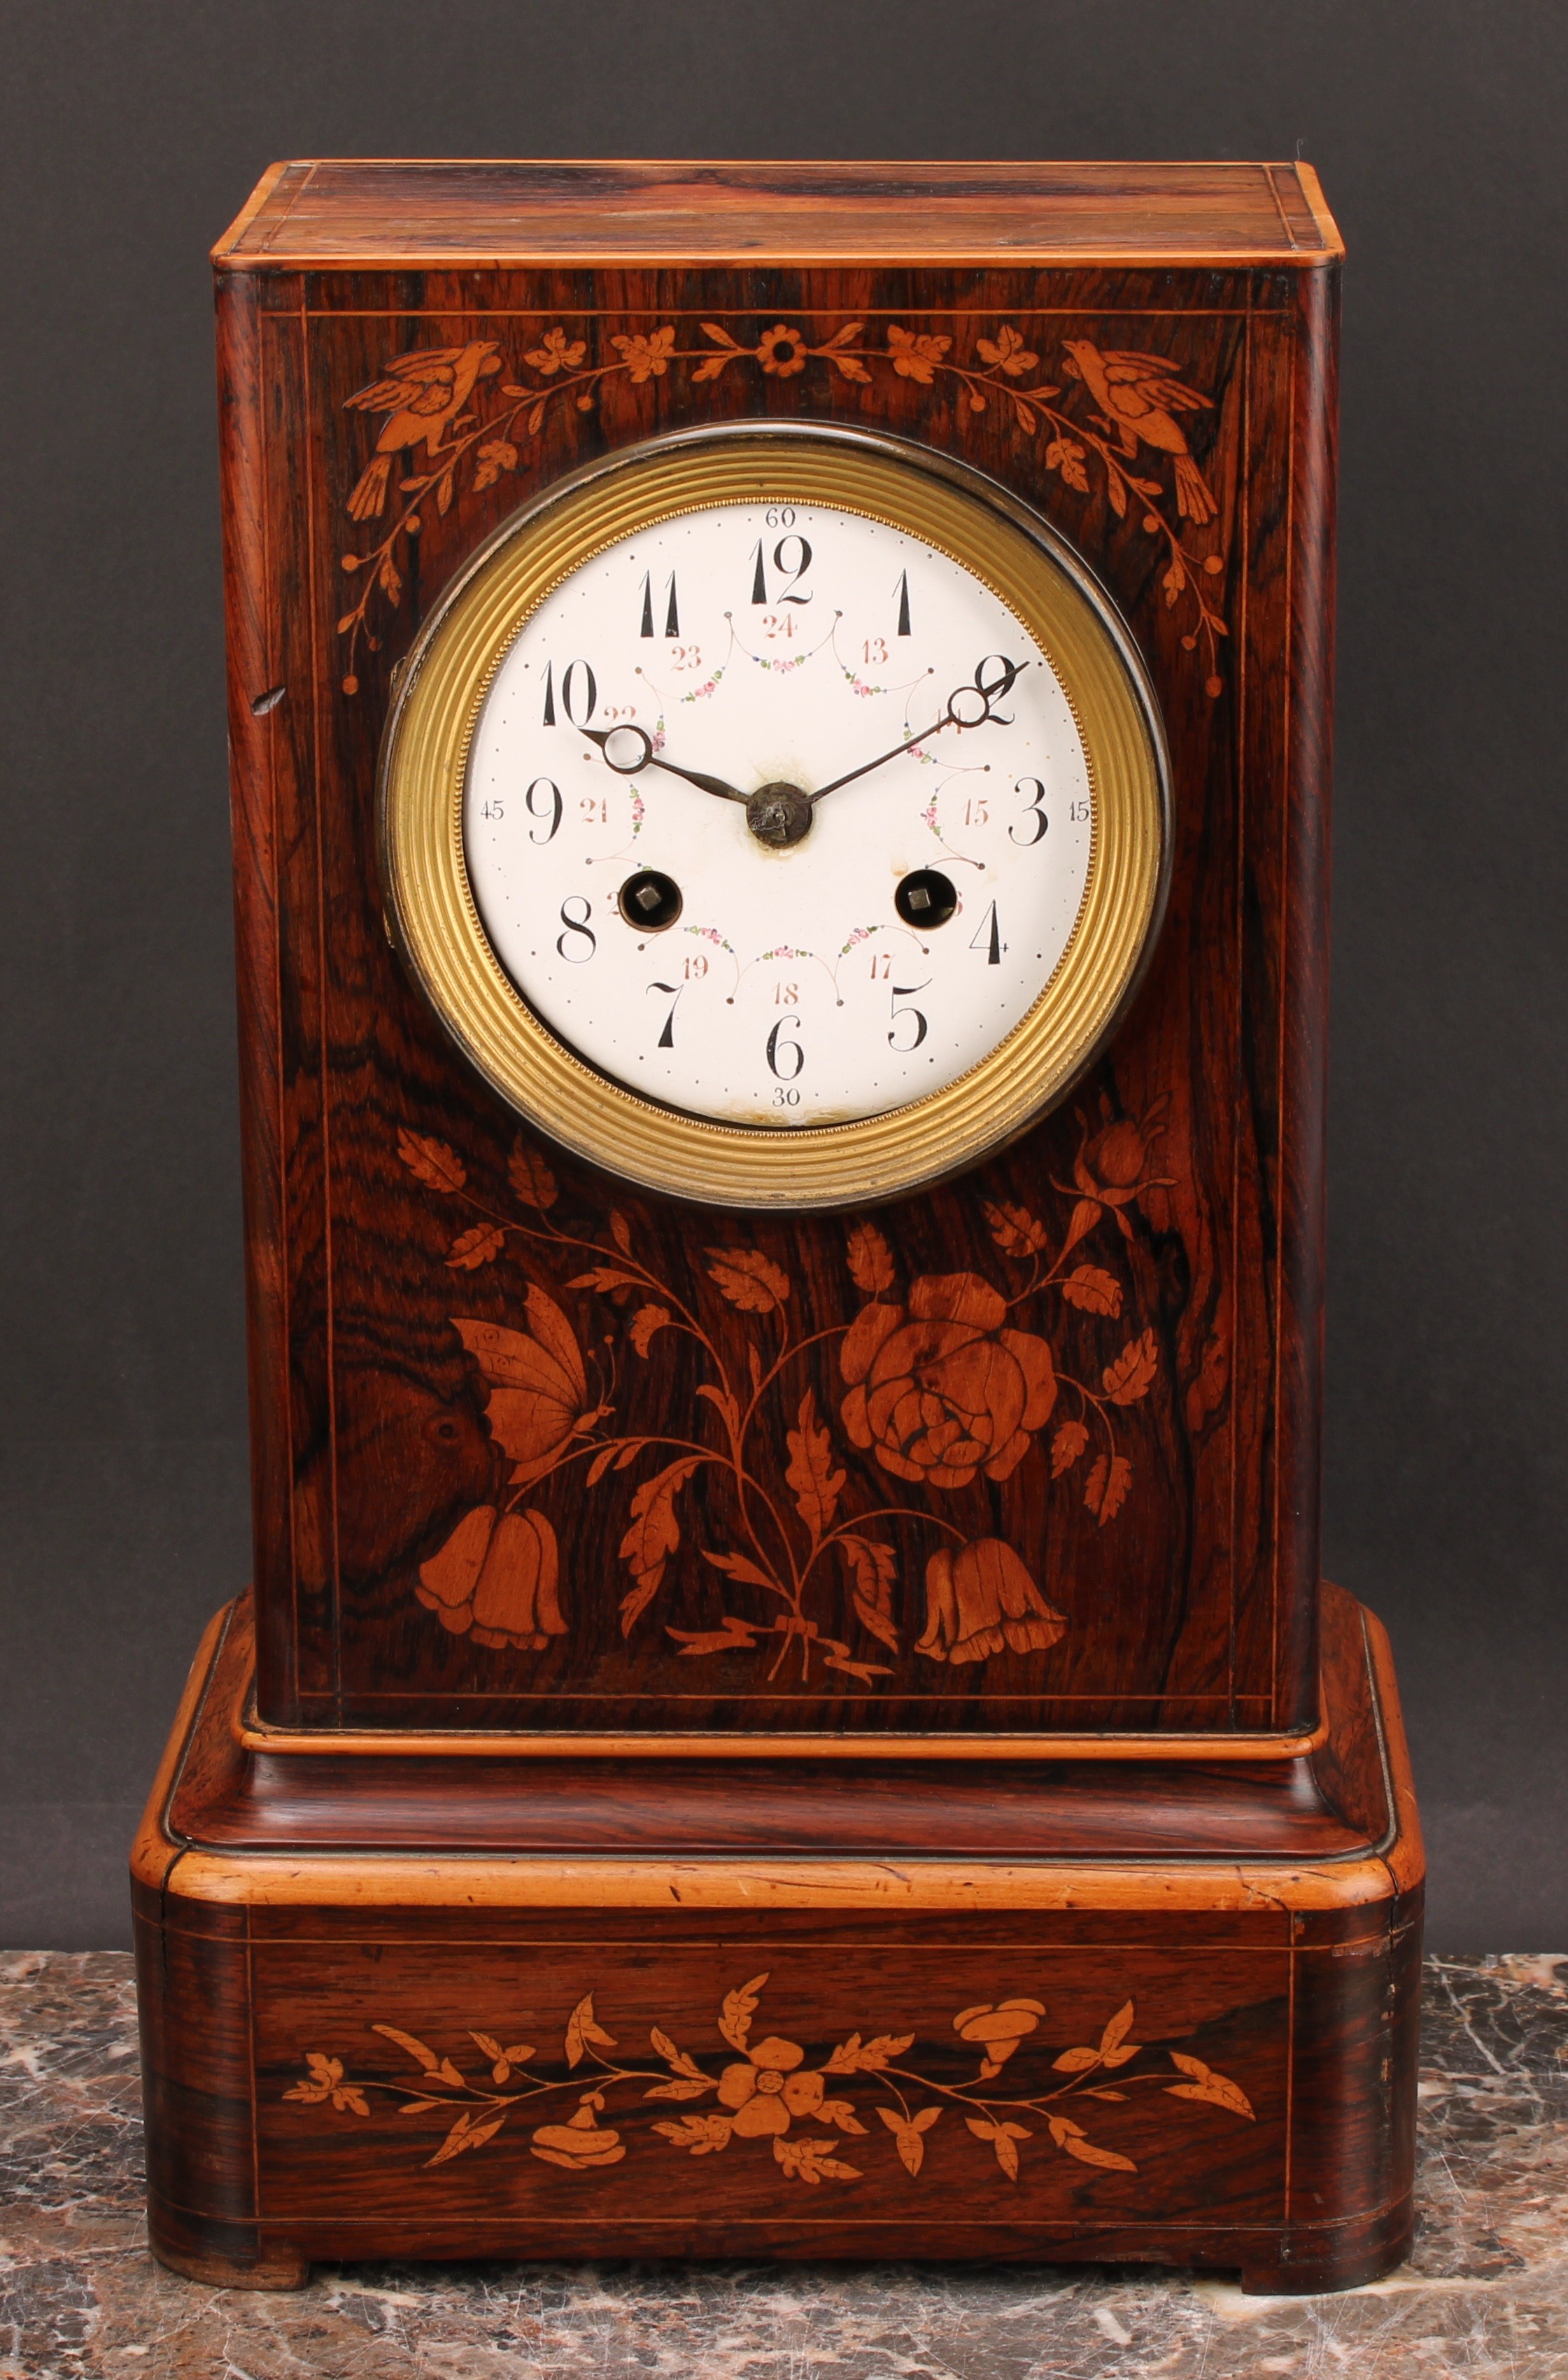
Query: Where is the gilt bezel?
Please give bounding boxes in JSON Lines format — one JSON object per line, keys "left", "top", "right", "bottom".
{"left": 379, "top": 422, "right": 1171, "bottom": 1210}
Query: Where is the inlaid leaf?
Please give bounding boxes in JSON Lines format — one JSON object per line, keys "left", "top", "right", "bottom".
{"left": 567, "top": 1267, "right": 643, "bottom": 1295}
{"left": 786, "top": 1390, "right": 845, "bottom": 1542}
{"left": 1048, "top": 2115, "right": 1136, "bottom": 2172}
{"left": 818, "top": 2098, "right": 868, "bottom": 2134}
{"left": 629, "top": 1304, "right": 671, "bottom": 1356}
{"left": 643, "top": 2076, "right": 713, "bottom": 2101}
{"left": 1052, "top": 2044, "right": 1101, "bottom": 2073}
{"left": 1106, "top": 467, "right": 1128, "bottom": 519}
{"left": 507, "top": 1141, "right": 558, "bottom": 1210}
{"left": 650, "top": 2027, "right": 706, "bottom": 2080}
{"left": 667, "top": 1615, "right": 763, "bottom": 1656}
{"left": 653, "top": 2112, "right": 733, "bottom": 2154}
{"left": 822, "top": 2031, "right": 914, "bottom": 2074}
{"left": 772, "top": 2136, "right": 861, "bottom": 2183}
{"left": 822, "top": 1648, "right": 894, "bottom": 1684}
{"left": 1099, "top": 2001, "right": 1140, "bottom": 2066}
{"left": 846, "top": 1219, "right": 896, "bottom": 1293}
{"left": 877, "top": 2103, "right": 941, "bottom": 2174}
{"left": 1084, "top": 1453, "right": 1133, "bottom": 1525}
{"left": 397, "top": 1132, "right": 466, "bottom": 1194}
{"left": 1050, "top": 1421, "right": 1089, "bottom": 1477}
{"left": 563, "top": 1993, "right": 617, "bottom": 2070}
{"left": 1166, "top": 2052, "right": 1255, "bottom": 2120}
{"left": 1102, "top": 1328, "right": 1159, "bottom": 1405}
{"left": 982, "top": 1199, "right": 1048, "bottom": 1258}
{"left": 701, "top": 1549, "right": 778, "bottom": 1592}
{"left": 705, "top": 1247, "right": 791, "bottom": 1313}
{"left": 372, "top": 2025, "right": 440, "bottom": 2073}
{"left": 617, "top": 1456, "right": 702, "bottom": 1632}
{"left": 838, "top": 1536, "right": 899, "bottom": 1652}
{"left": 1061, "top": 1265, "right": 1122, "bottom": 1316}
{"left": 966, "top": 2116, "right": 1030, "bottom": 2180}
{"left": 586, "top": 1445, "right": 621, "bottom": 1486}
{"left": 718, "top": 1973, "right": 768, "bottom": 2052}
{"left": 427, "top": 2109, "right": 506, "bottom": 2167}
{"left": 445, "top": 1223, "right": 504, "bottom": 1272}
{"left": 610, "top": 1211, "right": 634, "bottom": 1253}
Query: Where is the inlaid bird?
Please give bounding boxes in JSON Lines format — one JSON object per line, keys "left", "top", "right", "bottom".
{"left": 1060, "top": 340, "right": 1217, "bottom": 523}
{"left": 343, "top": 342, "right": 503, "bottom": 521}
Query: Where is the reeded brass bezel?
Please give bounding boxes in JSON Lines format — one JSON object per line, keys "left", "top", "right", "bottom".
{"left": 379, "top": 423, "right": 1170, "bottom": 1210}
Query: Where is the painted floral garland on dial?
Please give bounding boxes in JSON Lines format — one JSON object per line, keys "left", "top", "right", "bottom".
{"left": 402, "top": 1094, "right": 1171, "bottom": 1682}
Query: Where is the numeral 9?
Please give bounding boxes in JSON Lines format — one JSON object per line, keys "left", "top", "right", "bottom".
{"left": 525, "top": 777, "right": 562, "bottom": 843}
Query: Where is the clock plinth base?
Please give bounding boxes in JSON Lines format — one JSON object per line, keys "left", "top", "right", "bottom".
{"left": 134, "top": 1584, "right": 1421, "bottom": 2296}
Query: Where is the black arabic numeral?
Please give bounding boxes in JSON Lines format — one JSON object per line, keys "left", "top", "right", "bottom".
{"left": 525, "top": 777, "right": 563, "bottom": 844}
{"left": 749, "top": 535, "right": 813, "bottom": 606}
{"left": 766, "top": 1015, "right": 805, "bottom": 1080}
{"left": 975, "top": 653, "right": 1019, "bottom": 722}
{"left": 556, "top": 895, "right": 597, "bottom": 963}
{"left": 968, "top": 901, "right": 1004, "bottom": 964}
{"left": 647, "top": 980, "right": 681, "bottom": 1048}
{"left": 1010, "top": 776, "right": 1049, "bottom": 846}
{"left": 888, "top": 981, "right": 930, "bottom": 1052}
{"left": 560, "top": 660, "right": 597, "bottom": 726}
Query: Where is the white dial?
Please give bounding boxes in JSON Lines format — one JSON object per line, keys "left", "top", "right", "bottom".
{"left": 462, "top": 498, "right": 1094, "bottom": 1128}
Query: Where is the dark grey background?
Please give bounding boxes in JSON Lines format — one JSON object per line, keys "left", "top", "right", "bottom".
{"left": 2, "top": 1, "right": 1562, "bottom": 1950}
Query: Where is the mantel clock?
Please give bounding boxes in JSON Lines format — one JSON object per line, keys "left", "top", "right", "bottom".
{"left": 134, "top": 160, "right": 1422, "bottom": 2295}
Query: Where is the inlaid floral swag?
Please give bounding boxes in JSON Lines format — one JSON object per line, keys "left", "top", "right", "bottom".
{"left": 337, "top": 324, "right": 1227, "bottom": 696}
{"left": 400, "top": 1097, "right": 1171, "bottom": 1681}
{"left": 285, "top": 1971, "right": 1252, "bottom": 2186}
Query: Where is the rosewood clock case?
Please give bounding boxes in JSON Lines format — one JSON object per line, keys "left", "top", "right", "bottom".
{"left": 132, "top": 160, "right": 1422, "bottom": 2297}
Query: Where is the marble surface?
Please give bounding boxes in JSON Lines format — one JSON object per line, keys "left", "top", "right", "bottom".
{"left": 1, "top": 1952, "right": 1565, "bottom": 2378}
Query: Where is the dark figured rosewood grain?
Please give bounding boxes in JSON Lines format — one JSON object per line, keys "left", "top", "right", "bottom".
{"left": 213, "top": 165, "right": 1339, "bottom": 1740}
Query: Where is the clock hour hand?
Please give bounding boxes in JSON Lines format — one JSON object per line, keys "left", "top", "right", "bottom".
{"left": 579, "top": 724, "right": 749, "bottom": 806}
{"left": 809, "top": 657, "right": 1030, "bottom": 804}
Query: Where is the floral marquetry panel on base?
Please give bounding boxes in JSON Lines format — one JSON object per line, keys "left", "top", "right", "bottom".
{"left": 132, "top": 161, "right": 1420, "bottom": 2294}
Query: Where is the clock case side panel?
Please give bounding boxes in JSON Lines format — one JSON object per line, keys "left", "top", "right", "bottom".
{"left": 218, "top": 269, "right": 305, "bottom": 1723}
{"left": 232, "top": 258, "right": 1331, "bottom": 1740}
{"left": 1277, "top": 261, "right": 1339, "bottom": 1733}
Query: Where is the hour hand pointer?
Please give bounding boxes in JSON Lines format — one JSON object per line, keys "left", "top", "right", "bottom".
{"left": 810, "top": 659, "right": 1031, "bottom": 804}
{"left": 580, "top": 724, "right": 748, "bottom": 806}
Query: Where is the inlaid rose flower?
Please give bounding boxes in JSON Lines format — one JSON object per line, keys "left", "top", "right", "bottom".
{"left": 840, "top": 1273, "right": 1056, "bottom": 1489}
{"left": 716, "top": 2035, "right": 825, "bottom": 2137}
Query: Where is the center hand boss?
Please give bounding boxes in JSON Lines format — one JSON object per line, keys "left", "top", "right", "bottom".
{"left": 808, "top": 656, "right": 1030, "bottom": 804}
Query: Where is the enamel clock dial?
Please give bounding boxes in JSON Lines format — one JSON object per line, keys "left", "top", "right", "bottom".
{"left": 381, "top": 426, "right": 1168, "bottom": 1208}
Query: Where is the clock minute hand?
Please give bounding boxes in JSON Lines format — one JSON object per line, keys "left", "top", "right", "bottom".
{"left": 809, "top": 659, "right": 1031, "bottom": 805}
{"left": 579, "top": 725, "right": 749, "bottom": 806}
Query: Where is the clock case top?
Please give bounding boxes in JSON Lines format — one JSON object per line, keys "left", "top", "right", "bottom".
{"left": 214, "top": 161, "right": 1341, "bottom": 1742}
